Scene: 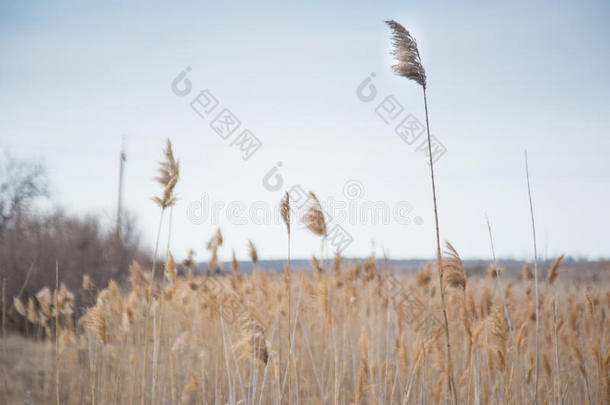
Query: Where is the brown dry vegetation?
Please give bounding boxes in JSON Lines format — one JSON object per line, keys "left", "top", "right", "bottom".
{"left": 1, "top": 255, "right": 608, "bottom": 405}
{"left": 1, "top": 140, "right": 608, "bottom": 405}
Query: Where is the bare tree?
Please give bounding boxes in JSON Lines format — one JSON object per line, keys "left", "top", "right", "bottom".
{"left": 0, "top": 153, "right": 49, "bottom": 231}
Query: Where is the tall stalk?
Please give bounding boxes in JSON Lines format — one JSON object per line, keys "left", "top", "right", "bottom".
{"left": 150, "top": 139, "right": 179, "bottom": 281}
{"left": 423, "top": 88, "right": 457, "bottom": 404}
{"left": 150, "top": 211, "right": 165, "bottom": 282}
{"left": 165, "top": 206, "right": 174, "bottom": 258}
{"left": 524, "top": 150, "right": 540, "bottom": 405}
{"left": 286, "top": 233, "right": 291, "bottom": 405}
{"left": 55, "top": 262, "right": 60, "bottom": 405}
{"left": 486, "top": 215, "right": 532, "bottom": 400}
{"left": 553, "top": 294, "right": 561, "bottom": 405}
{"left": 385, "top": 20, "right": 456, "bottom": 403}
{"left": 280, "top": 192, "right": 291, "bottom": 405}
{"left": 144, "top": 139, "right": 179, "bottom": 405}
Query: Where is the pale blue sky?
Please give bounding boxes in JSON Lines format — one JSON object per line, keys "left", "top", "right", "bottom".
{"left": 1, "top": 0, "right": 609, "bottom": 261}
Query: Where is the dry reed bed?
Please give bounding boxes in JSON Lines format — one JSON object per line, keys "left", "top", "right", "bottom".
{"left": 4, "top": 256, "right": 609, "bottom": 405}
{"left": 3, "top": 140, "right": 608, "bottom": 405}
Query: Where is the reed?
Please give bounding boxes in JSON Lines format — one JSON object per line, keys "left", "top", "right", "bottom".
{"left": 385, "top": 19, "right": 457, "bottom": 405}
{"left": 524, "top": 150, "right": 540, "bottom": 404}
{"left": 150, "top": 139, "right": 179, "bottom": 281}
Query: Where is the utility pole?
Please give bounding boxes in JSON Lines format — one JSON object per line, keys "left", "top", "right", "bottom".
{"left": 113, "top": 137, "right": 126, "bottom": 276}
{"left": 117, "top": 136, "right": 126, "bottom": 237}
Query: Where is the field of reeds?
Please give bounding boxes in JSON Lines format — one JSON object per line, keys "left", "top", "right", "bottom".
{"left": 0, "top": 139, "right": 607, "bottom": 405}
{"left": 2, "top": 251, "right": 609, "bottom": 405}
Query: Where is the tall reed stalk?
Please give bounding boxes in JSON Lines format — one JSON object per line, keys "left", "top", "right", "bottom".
{"left": 486, "top": 215, "right": 531, "bottom": 400}
{"left": 524, "top": 150, "right": 540, "bottom": 404}
{"left": 385, "top": 20, "right": 456, "bottom": 405}
{"left": 552, "top": 294, "right": 561, "bottom": 405}
{"left": 150, "top": 139, "right": 179, "bottom": 282}
{"left": 55, "top": 262, "right": 60, "bottom": 405}
{"left": 144, "top": 139, "right": 179, "bottom": 405}
{"left": 1, "top": 278, "right": 5, "bottom": 359}
{"left": 281, "top": 192, "right": 291, "bottom": 404}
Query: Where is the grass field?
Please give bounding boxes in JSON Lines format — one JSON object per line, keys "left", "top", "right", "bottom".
{"left": 2, "top": 255, "right": 609, "bottom": 404}
{"left": 2, "top": 139, "right": 609, "bottom": 405}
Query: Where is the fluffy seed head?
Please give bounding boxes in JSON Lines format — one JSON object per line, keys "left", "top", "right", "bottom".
{"left": 547, "top": 254, "right": 564, "bottom": 284}
{"left": 231, "top": 249, "right": 239, "bottom": 275}
{"left": 281, "top": 191, "right": 290, "bottom": 235}
{"left": 302, "top": 192, "right": 327, "bottom": 237}
{"left": 164, "top": 251, "right": 177, "bottom": 283}
{"left": 385, "top": 20, "right": 427, "bottom": 88}
{"left": 152, "top": 139, "right": 180, "bottom": 208}
{"left": 13, "top": 297, "right": 26, "bottom": 317}
{"left": 82, "top": 274, "right": 95, "bottom": 290}
{"left": 443, "top": 242, "right": 466, "bottom": 289}
{"left": 182, "top": 249, "right": 196, "bottom": 269}
{"left": 248, "top": 240, "right": 258, "bottom": 263}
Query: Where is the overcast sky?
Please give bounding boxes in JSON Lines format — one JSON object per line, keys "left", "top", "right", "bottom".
{"left": 1, "top": 0, "right": 609, "bottom": 262}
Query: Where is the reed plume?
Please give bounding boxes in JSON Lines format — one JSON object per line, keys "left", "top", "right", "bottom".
{"left": 281, "top": 191, "right": 290, "bottom": 236}
{"left": 26, "top": 297, "right": 37, "bottom": 325}
{"left": 86, "top": 302, "right": 107, "bottom": 345}
{"left": 152, "top": 139, "right": 180, "bottom": 209}
{"left": 237, "top": 313, "right": 269, "bottom": 364}
{"left": 280, "top": 191, "right": 292, "bottom": 403}
{"left": 311, "top": 256, "right": 323, "bottom": 276}
{"left": 13, "top": 296, "right": 26, "bottom": 317}
{"left": 385, "top": 19, "right": 456, "bottom": 404}
{"left": 150, "top": 139, "right": 180, "bottom": 282}
{"left": 82, "top": 274, "right": 95, "bottom": 290}
{"left": 280, "top": 192, "right": 291, "bottom": 280}
{"left": 248, "top": 240, "right": 258, "bottom": 263}
{"left": 302, "top": 192, "right": 327, "bottom": 238}
{"left": 231, "top": 249, "right": 239, "bottom": 275}
{"left": 385, "top": 20, "right": 426, "bottom": 87}
{"left": 547, "top": 254, "right": 564, "bottom": 285}
{"left": 36, "top": 286, "right": 52, "bottom": 318}
{"left": 164, "top": 251, "right": 177, "bottom": 284}
{"left": 443, "top": 242, "right": 466, "bottom": 290}
{"left": 207, "top": 228, "right": 223, "bottom": 271}
{"left": 181, "top": 249, "right": 196, "bottom": 269}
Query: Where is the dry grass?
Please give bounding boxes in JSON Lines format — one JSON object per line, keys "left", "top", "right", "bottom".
{"left": 1, "top": 139, "right": 608, "bottom": 405}
{"left": 1, "top": 257, "right": 608, "bottom": 405}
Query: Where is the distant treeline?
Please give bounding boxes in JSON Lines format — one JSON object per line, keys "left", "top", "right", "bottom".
{"left": 0, "top": 153, "right": 150, "bottom": 331}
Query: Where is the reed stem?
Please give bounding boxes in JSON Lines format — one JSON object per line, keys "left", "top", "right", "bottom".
{"left": 524, "top": 150, "right": 540, "bottom": 405}
{"left": 422, "top": 87, "right": 457, "bottom": 405}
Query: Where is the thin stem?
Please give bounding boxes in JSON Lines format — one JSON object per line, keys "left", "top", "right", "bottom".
{"left": 2, "top": 278, "right": 5, "bottom": 359}
{"left": 150, "top": 208, "right": 165, "bottom": 282}
{"left": 422, "top": 87, "right": 457, "bottom": 405}
{"left": 278, "top": 315, "right": 282, "bottom": 404}
{"left": 55, "top": 262, "right": 60, "bottom": 405}
{"left": 286, "top": 233, "right": 291, "bottom": 405}
{"left": 142, "top": 208, "right": 165, "bottom": 405}
{"left": 486, "top": 215, "right": 532, "bottom": 401}
{"left": 257, "top": 315, "right": 278, "bottom": 405}
{"left": 297, "top": 316, "right": 324, "bottom": 399}
{"left": 553, "top": 294, "right": 561, "bottom": 405}
{"left": 280, "top": 282, "right": 303, "bottom": 399}
{"left": 165, "top": 206, "right": 174, "bottom": 259}
{"left": 524, "top": 150, "right": 540, "bottom": 405}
